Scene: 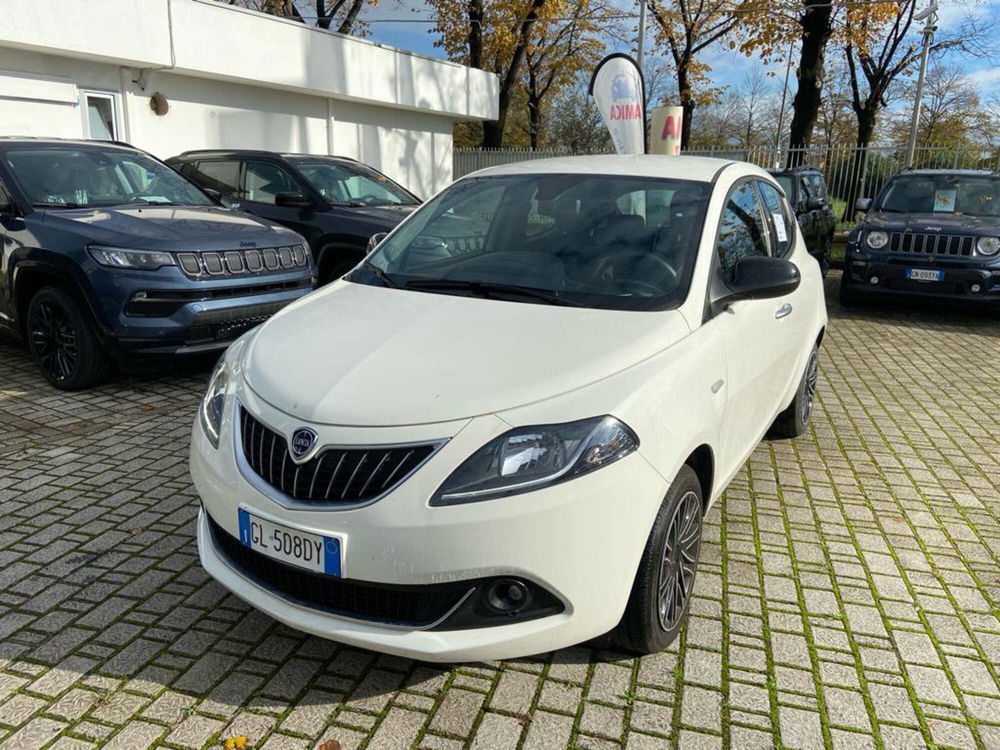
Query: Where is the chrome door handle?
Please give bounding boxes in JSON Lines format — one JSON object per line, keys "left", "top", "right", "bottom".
{"left": 775, "top": 303, "right": 793, "bottom": 319}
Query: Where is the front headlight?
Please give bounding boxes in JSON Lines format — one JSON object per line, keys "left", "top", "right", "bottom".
{"left": 88, "top": 245, "right": 176, "bottom": 270}
{"left": 865, "top": 231, "right": 889, "bottom": 250}
{"left": 977, "top": 236, "right": 1000, "bottom": 256}
{"left": 200, "top": 358, "right": 229, "bottom": 449}
{"left": 431, "top": 416, "right": 639, "bottom": 506}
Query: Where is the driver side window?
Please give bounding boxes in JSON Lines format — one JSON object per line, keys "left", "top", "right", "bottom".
{"left": 716, "top": 182, "right": 769, "bottom": 283}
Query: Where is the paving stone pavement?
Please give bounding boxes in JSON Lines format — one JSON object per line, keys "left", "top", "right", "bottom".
{"left": 0, "top": 273, "right": 998, "bottom": 750}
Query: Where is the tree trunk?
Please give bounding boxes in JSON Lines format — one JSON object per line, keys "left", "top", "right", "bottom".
{"left": 676, "top": 65, "right": 694, "bottom": 150}
{"left": 479, "top": 0, "right": 545, "bottom": 148}
{"left": 467, "top": 0, "right": 483, "bottom": 70}
{"left": 787, "top": 0, "right": 834, "bottom": 162}
{"left": 336, "top": 0, "right": 364, "bottom": 34}
{"left": 842, "top": 108, "right": 877, "bottom": 222}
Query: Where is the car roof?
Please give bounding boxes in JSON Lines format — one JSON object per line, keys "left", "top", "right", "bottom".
{"left": 466, "top": 154, "right": 746, "bottom": 182}
{"left": 172, "top": 149, "right": 361, "bottom": 163}
{"left": 768, "top": 165, "right": 821, "bottom": 175}
{"left": 896, "top": 168, "right": 997, "bottom": 176}
{"left": 0, "top": 137, "right": 138, "bottom": 151}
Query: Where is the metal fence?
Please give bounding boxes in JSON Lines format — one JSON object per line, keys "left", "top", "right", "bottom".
{"left": 454, "top": 148, "right": 573, "bottom": 179}
{"left": 454, "top": 144, "right": 1000, "bottom": 230}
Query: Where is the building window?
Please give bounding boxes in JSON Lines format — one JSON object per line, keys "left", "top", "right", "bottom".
{"left": 82, "top": 92, "right": 118, "bottom": 140}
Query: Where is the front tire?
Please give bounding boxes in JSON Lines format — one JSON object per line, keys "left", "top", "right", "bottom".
{"left": 768, "top": 344, "right": 819, "bottom": 439}
{"left": 26, "top": 286, "right": 111, "bottom": 390}
{"left": 611, "top": 465, "right": 703, "bottom": 655}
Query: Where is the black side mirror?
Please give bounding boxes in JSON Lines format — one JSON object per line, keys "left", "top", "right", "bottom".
{"left": 366, "top": 232, "right": 389, "bottom": 254}
{"left": 806, "top": 196, "right": 825, "bottom": 210}
{"left": 716, "top": 256, "right": 801, "bottom": 308}
{"left": 275, "top": 192, "right": 313, "bottom": 209}
{"left": 855, "top": 197, "right": 872, "bottom": 214}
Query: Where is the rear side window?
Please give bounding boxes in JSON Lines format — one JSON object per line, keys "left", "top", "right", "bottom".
{"left": 192, "top": 160, "right": 239, "bottom": 200}
{"left": 758, "top": 182, "right": 794, "bottom": 257}
{"left": 716, "top": 181, "right": 770, "bottom": 282}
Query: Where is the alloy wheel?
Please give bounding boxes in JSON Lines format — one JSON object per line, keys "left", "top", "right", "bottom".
{"left": 30, "top": 300, "right": 79, "bottom": 383}
{"left": 657, "top": 489, "right": 701, "bottom": 631}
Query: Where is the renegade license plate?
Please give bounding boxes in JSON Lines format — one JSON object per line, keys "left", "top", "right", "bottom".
{"left": 906, "top": 268, "right": 944, "bottom": 282}
{"left": 237, "top": 508, "right": 341, "bottom": 576}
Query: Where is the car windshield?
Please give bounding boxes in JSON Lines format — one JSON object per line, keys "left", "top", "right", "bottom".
{"left": 3, "top": 147, "right": 213, "bottom": 208}
{"left": 876, "top": 174, "right": 1000, "bottom": 217}
{"left": 352, "top": 173, "right": 711, "bottom": 311}
{"left": 291, "top": 159, "right": 418, "bottom": 207}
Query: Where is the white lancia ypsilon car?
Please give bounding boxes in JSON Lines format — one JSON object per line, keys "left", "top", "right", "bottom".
{"left": 191, "top": 156, "right": 827, "bottom": 662}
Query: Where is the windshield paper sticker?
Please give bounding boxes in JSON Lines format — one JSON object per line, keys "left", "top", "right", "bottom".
{"left": 772, "top": 213, "right": 788, "bottom": 243}
{"left": 934, "top": 189, "right": 957, "bottom": 212}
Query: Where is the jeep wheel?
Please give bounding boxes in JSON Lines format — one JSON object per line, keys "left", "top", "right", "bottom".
{"left": 610, "top": 465, "right": 703, "bottom": 655}
{"left": 26, "top": 286, "right": 111, "bottom": 390}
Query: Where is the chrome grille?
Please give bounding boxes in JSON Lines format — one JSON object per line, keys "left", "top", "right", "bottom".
{"left": 888, "top": 232, "right": 974, "bottom": 257}
{"left": 239, "top": 408, "right": 437, "bottom": 504}
{"left": 177, "top": 245, "right": 309, "bottom": 279}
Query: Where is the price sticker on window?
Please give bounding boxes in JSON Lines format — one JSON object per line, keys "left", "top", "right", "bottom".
{"left": 772, "top": 213, "right": 788, "bottom": 243}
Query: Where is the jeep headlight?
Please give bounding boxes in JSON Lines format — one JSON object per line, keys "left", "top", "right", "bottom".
{"left": 89, "top": 245, "right": 176, "bottom": 270}
{"left": 865, "top": 231, "right": 889, "bottom": 250}
{"left": 976, "top": 236, "right": 1000, "bottom": 256}
{"left": 431, "top": 416, "right": 638, "bottom": 506}
{"left": 200, "top": 358, "right": 229, "bottom": 449}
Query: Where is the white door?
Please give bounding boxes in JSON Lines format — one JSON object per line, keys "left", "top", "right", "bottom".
{"left": 709, "top": 180, "right": 795, "bottom": 477}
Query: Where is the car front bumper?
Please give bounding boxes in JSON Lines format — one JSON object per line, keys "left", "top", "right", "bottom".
{"left": 190, "top": 386, "right": 667, "bottom": 662}
{"left": 843, "top": 254, "right": 1000, "bottom": 304}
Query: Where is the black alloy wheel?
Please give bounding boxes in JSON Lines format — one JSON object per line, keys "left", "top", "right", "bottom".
{"left": 30, "top": 298, "right": 79, "bottom": 383}
{"left": 26, "top": 286, "right": 111, "bottom": 390}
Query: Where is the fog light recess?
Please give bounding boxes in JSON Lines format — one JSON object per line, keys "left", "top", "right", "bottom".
{"left": 485, "top": 579, "right": 530, "bottom": 615}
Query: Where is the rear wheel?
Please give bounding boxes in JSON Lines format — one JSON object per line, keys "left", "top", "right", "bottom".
{"left": 26, "top": 286, "right": 111, "bottom": 390}
{"left": 610, "top": 465, "right": 703, "bottom": 654}
{"left": 768, "top": 344, "right": 819, "bottom": 439}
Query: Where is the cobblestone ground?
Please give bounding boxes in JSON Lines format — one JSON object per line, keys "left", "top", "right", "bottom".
{"left": 1, "top": 273, "right": 998, "bottom": 750}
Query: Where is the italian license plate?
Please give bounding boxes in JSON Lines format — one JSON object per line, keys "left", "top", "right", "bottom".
{"left": 906, "top": 268, "right": 944, "bottom": 282}
{"left": 237, "top": 508, "right": 341, "bottom": 576}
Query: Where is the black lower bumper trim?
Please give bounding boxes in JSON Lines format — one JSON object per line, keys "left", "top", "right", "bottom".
{"left": 206, "top": 512, "right": 564, "bottom": 630}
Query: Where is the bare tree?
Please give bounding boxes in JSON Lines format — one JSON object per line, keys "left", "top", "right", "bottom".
{"left": 841, "top": 1, "right": 992, "bottom": 216}
{"left": 225, "top": 0, "right": 374, "bottom": 35}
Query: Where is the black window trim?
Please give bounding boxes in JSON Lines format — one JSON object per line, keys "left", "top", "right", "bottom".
{"left": 701, "top": 175, "right": 773, "bottom": 324}
{"left": 756, "top": 179, "right": 795, "bottom": 260}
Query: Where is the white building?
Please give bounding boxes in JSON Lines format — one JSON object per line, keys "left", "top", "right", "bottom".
{"left": 0, "top": 0, "right": 497, "bottom": 196}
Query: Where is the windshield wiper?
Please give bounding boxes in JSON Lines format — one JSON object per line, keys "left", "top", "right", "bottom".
{"left": 32, "top": 201, "right": 83, "bottom": 208}
{"left": 359, "top": 260, "right": 402, "bottom": 288}
{"left": 403, "top": 278, "right": 576, "bottom": 306}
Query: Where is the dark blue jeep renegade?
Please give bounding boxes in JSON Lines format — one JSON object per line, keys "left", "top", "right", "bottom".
{"left": 0, "top": 139, "right": 315, "bottom": 389}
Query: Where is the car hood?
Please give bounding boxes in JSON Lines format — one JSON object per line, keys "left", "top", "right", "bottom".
{"left": 243, "top": 281, "right": 691, "bottom": 426}
{"left": 30, "top": 205, "right": 300, "bottom": 248}
{"left": 340, "top": 203, "right": 418, "bottom": 226}
{"left": 866, "top": 211, "right": 1000, "bottom": 235}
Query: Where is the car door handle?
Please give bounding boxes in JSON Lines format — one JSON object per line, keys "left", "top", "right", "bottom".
{"left": 775, "top": 303, "right": 793, "bottom": 319}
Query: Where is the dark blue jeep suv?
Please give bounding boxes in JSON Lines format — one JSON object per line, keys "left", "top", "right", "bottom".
{"left": 841, "top": 169, "right": 1000, "bottom": 307}
{"left": 0, "top": 139, "right": 315, "bottom": 389}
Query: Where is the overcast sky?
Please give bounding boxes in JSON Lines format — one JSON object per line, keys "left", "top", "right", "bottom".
{"left": 355, "top": 0, "right": 999, "bottom": 103}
